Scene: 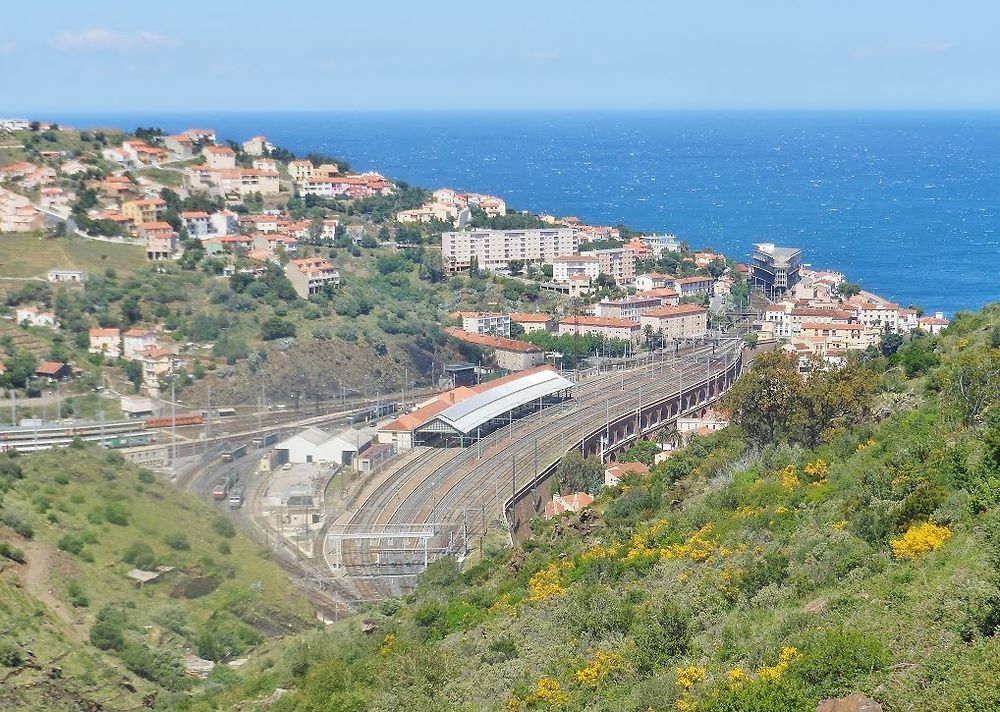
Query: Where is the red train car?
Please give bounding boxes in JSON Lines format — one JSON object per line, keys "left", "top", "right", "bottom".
{"left": 144, "top": 415, "right": 205, "bottom": 429}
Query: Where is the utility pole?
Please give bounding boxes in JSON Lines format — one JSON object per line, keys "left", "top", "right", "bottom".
{"left": 170, "top": 363, "right": 177, "bottom": 477}
{"left": 205, "top": 385, "right": 212, "bottom": 456}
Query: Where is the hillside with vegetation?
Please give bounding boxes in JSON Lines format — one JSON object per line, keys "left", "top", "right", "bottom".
{"left": 0, "top": 447, "right": 316, "bottom": 710}
{"left": 179, "top": 307, "right": 1000, "bottom": 712}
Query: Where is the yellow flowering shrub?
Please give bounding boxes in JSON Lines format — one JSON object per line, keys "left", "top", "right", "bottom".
{"left": 831, "top": 520, "right": 850, "bottom": 530}
{"left": 674, "top": 665, "right": 705, "bottom": 711}
{"left": 756, "top": 646, "right": 800, "bottom": 681}
{"left": 379, "top": 633, "right": 396, "bottom": 656}
{"left": 581, "top": 542, "right": 622, "bottom": 562}
{"left": 890, "top": 521, "right": 952, "bottom": 560}
{"left": 778, "top": 465, "right": 799, "bottom": 489}
{"left": 803, "top": 458, "right": 829, "bottom": 484}
{"left": 661, "top": 525, "right": 715, "bottom": 562}
{"left": 490, "top": 592, "right": 519, "bottom": 616}
{"left": 674, "top": 665, "right": 706, "bottom": 691}
{"left": 528, "top": 562, "right": 568, "bottom": 603}
{"left": 574, "top": 650, "right": 624, "bottom": 688}
{"left": 534, "top": 677, "right": 568, "bottom": 706}
{"left": 855, "top": 438, "right": 876, "bottom": 452}
{"left": 726, "top": 666, "right": 749, "bottom": 683}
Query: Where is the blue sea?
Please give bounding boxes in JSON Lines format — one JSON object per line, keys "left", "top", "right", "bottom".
{"left": 47, "top": 111, "right": 1000, "bottom": 315}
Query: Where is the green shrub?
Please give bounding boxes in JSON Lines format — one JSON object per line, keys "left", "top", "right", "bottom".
{"left": 629, "top": 598, "right": 691, "bottom": 674}
{"left": 57, "top": 534, "right": 85, "bottom": 556}
{"left": 67, "top": 580, "right": 89, "bottom": 608}
{"left": 0, "top": 639, "right": 24, "bottom": 668}
{"left": 196, "top": 617, "right": 262, "bottom": 662}
{"left": 0, "top": 542, "right": 25, "bottom": 563}
{"left": 89, "top": 620, "right": 124, "bottom": 651}
{"left": 791, "top": 628, "right": 888, "bottom": 696}
{"left": 120, "top": 642, "right": 188, "bottom": 690}
{"left": 700, "top": 677, "right": 814, "bottom": 712}
{"left": 481, "top": 636, "right": 518, "bottom": 665}
{"left": 212, "top": 516, "right": 235, "bottom": 538}
{"left": 164, "top": 533, "right": 190, "bottom": 551}
{"left": 104, "top": 501, "right": 129, "bottom": 526}
{"left": 123, "top": 541, "right": 157, "bottom": 569}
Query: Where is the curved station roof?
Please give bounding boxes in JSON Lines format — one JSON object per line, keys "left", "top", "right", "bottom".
{"left": 382, "top": 365, "right": 573, "bottom": 438}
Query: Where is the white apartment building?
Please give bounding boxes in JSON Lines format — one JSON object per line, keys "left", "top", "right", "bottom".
{"left": 552, "top": 255, "right": 600, "bottom": 284}
{"left": 442, "top": 228, "right": 578, "bottom": 273}
{"left": 852, "top": 302, "right": 900, "bottom": 333}
{"left": 635, "top": 273, "right": 674, "bottom": 291}
{"left": 671, "top": 276, "right": 714, "bottom": 296}
{"left": 642, "top": 234, "right": 680, "bottom": 256}
{"left": 458, "top": 312, "right": 511, "bottom": 337}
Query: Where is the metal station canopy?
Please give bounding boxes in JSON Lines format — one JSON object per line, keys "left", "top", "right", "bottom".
{"left": 421, "top": 368, "right": 573, "bottom": 436}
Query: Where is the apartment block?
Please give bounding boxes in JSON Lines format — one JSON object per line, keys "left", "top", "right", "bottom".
{"left": 442, "top": 228, "right": 578, "bottom": 273}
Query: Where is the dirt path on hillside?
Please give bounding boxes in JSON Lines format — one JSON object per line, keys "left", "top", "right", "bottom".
{"left": 19, "top": 541, "right": 88, "bottom": 643}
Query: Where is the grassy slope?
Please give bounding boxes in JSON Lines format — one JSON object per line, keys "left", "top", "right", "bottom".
{"left": 195, "top": 314, "right": 1000, "bottom": 712}
{"left": 0, "top": 447, "right": 315, "bottom": 710}
{"left": 0, "top": 233, "right": 147, "bottom": 280}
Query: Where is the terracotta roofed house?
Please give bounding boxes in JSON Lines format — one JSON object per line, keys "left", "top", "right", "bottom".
{"left": 284, "top": 257, "right": 340, "bottom": 298}
{"left": 89, "top": 327, "right": 122, "bottom": 360}
{"left": 444, "top": 327, "right": 546, "bottom": 371}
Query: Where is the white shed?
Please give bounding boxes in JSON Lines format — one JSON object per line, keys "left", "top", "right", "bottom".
{"left": 275, "top": 426, "right": 372, "bottom": 466}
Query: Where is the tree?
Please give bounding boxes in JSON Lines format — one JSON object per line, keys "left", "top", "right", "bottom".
{"left": 837, "top": 282, "right": 862, "bottom": 297}
{"left": 621, "top": 440, "right": 660, "bottom": 466}
{"left": 123, "top": 360, "right": 143, "bottom": 391}
{"left": 1, "top": 354, "right": 38, "bottom": 389}
{"left": 879, "top": 330, "right": 904, "bottom": 357}
{"left": 261, "top": 317, "right": 296, "bottom": 341}
{"left": 721, "top": 351, "right": 805, "bottom": 448}
{"left": 555, "top": 451, "right": 603, "bottom": 493}
{"left": 794, "top": 356, "right": 877, "bottom": 447}
{"left": 942, "top": 348, "right": 1000, "bottom": 426}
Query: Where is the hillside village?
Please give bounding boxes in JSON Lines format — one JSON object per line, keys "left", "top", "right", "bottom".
{"left": 0, "top": 118, "right": 947, "bottom": 426}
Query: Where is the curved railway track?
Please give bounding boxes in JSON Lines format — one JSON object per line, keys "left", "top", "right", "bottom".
{"left": 334, "top": 343, "right": 741, "bottom": 588}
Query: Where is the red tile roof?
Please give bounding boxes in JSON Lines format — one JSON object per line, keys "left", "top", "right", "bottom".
{"left": 444, "top": 328, "right": 542, "bottom": 353}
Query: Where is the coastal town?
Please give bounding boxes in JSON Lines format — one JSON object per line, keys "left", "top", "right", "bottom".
{"left": 0, "top": 117, "right": 947, "bottom": 419}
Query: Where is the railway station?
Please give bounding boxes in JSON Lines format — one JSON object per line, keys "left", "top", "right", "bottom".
{"left": 377, "top": 365, "right": 573, "bottom": 451}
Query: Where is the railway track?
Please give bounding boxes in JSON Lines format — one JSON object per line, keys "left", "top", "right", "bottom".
{"left": 333, "top": 343, "right": 740, "bottom": 585}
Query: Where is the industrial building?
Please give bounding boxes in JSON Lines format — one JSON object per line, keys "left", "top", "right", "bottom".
{"left": 378, "top": 365, "right": 573, "bottom": 450}
{"left": 275, "top": 426, "right": 372, "bottom": 466}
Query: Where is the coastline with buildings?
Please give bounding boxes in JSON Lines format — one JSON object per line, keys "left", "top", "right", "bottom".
{"left": 0, "top": 115, "right": 950, "bottom": 405}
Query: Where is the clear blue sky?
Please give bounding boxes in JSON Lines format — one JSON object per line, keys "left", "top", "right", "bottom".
{"left": 3, "top": 0, "right": 999, "bottom": 113}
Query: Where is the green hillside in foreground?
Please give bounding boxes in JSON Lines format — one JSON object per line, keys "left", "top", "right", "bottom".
{"left": 0, "top": 448, "right": 315, "bottom": 710}
{"left": 192, "top": 307, "right": 1000, "bottom": 712}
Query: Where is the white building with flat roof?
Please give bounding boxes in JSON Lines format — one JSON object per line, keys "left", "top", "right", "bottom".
{"left": 442, "top": 228, "right": 578, "bottom": 273}
{"left": 552, "top": 255, "right": 600, "bottom": 283}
